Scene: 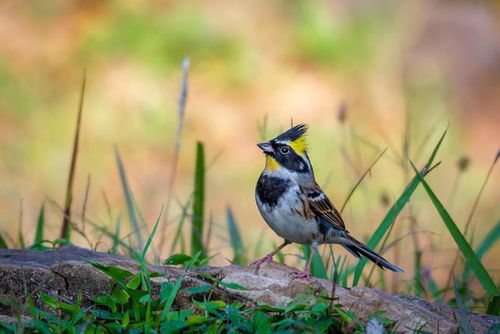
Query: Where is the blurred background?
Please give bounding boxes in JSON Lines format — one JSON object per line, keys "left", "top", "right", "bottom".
{"left": 0, "top": 0, "right": 498, "bottom": 299}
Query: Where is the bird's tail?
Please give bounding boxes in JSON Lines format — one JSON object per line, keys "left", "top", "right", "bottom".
{"left": 342, "top": 236, "right": 404, "bottom": 273}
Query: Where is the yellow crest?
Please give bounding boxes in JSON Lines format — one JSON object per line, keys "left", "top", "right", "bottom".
{"left": 274, "top": 124, "right": 309, "bottom": 155}
{"left": 288, "top": 135, "right": 308, "bottom": 155}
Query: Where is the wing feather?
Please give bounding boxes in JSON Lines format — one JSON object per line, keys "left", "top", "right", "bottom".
{"left": 301, "top": 184, "right": 347, "bottom": 231}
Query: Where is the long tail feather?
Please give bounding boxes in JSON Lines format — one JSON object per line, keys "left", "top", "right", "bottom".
{"left": 342, "top": 237, "right": 404, "bottom": 273}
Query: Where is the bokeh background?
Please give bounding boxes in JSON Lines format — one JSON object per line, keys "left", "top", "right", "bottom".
{"left": 0, "top": 0, "right": 499, "bottom": 296}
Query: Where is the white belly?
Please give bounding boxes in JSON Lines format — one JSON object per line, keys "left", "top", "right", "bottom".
{"left": 256, "top": 186, "right": 320, "bottom": 245}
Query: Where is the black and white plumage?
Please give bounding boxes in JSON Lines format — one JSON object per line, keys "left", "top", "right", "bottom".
{"left": 252, "top": 124, "right": 404, "bottom": 279}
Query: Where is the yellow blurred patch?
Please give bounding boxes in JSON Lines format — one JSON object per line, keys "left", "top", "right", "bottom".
{"left": 289, "top": 136, "right": 308, "bottom": 154}
{"left": 265, "top": 156, "right": 280, "bottom": 171}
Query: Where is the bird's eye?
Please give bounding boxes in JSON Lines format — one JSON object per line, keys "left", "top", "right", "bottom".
{"left": 280, "top": 146, "right": 290, "bottom": 154}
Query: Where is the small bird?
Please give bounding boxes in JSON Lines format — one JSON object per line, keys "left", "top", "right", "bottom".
{"left": 252, "top": 124, "right": 404, "bottom": 279}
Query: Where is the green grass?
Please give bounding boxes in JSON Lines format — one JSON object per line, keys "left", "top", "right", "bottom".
{"left": 352, "top": 128, "right": 447, "bottom": 286}
{"left": 226, "top": 206, "right": 247, "bottom": 265}
{"left": 409, "top": 160, "right": 498, "bottom": 311}
{"left": 115, "top": 148, "right": 144, "bottom": 251}
{"left": 0, "top": 59, "right": 497, "bottom": 332}
{"left": 191, "top": 141, "right": 206, "bottom": 257}
{"left": 32, "top": 204, "right": 45, "bottom": 250}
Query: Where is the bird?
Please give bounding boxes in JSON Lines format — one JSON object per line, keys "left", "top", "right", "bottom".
{"left": 251, "top": 124, "right": 404, "bottom": 280}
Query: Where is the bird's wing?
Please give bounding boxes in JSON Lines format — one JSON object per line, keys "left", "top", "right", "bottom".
{"left": 301, "top": 183, "right": 347, "bottom": 231}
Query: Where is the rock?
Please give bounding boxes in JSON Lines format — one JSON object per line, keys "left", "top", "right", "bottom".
{"left": 0, "top": 246, "right": 497, "bottom": 333}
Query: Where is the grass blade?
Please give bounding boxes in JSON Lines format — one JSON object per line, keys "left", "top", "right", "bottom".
{"left": 159, "top": 251, "right": 200, "bottom": 321}
{"left": 352, "top": 129, "right": 447, "bottom": 286}
{"left": 340, "top": 148, "right": 387, "bottom": 213}
{"left": 453, "top": 278, "right": 474, "bottom": 334}
{"left": 461, "top": 222, "right": 499, "bottom": 284}
{"left": 142, "top": 206, "right": 164, "bottom": 258}
{"left": 60, "top": 71, "right": 86, "bottom": 240}
{"left": 191, "top": 142, "right": 205, "bottom": 256}
{"left": 409, "top": 160, "right": 497, "bottom": 298}
{"left": 0, "top": 233, "right": 7, "bottom": 249}
{"left": 18, "top": 200, "right": 25, "bottom": 248}
{"left": 226, "top": 206, "right": 246, "bottom": 265}
{"left": 111, "top": 216, "right": 121, "bottom": 254}
{"left": 115, "top": 148, "right": 144, "bottom": 250}
{"left": 446, "top": 152, "right": 499, "bottom": 295}
{"left": 33, "top": 204, "right": 45, "bottom": 249}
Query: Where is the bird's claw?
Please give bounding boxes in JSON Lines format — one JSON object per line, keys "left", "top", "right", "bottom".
{"left": 291, "top": 270, "right": 312, "bottom": 281}
{"left": 250, "top": 254, "right": 275, "bottom": 273}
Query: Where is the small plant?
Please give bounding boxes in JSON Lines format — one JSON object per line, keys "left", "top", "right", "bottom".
{"left": 1, "top": 255, "right": 394, "bottom": 333}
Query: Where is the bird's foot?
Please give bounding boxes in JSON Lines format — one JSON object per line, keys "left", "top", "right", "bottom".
{"left": 291, "top": 269, "right": 312, "bottom": 281}
{"left": 250, "top": 254, "right": 275, "bottom": 273}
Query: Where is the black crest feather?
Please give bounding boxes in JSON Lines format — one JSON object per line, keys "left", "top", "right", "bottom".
{"left": 274, "top": 124, "right": 308, "bottom": 142}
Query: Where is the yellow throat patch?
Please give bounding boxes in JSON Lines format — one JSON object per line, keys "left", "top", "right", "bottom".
{"left": 265, "top": 155, "right": 280, "bottom": 171}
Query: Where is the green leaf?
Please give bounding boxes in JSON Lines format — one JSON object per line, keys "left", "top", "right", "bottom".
{"left": 486, "top": 295, "right": 500, "bottom": 316}
{"left": 87, "top": 260, "right": 133, "bottom": 287}
{"left": 115, "top": 148, "right": 144, "bottom": 250}
{"left": 141, "top": 205, "right": 163, "bottom": 258}
{"left": 33, "top": 204, "right": 45, "bottom": 249}
{"left": 462, "top": 222, "right": 500, "bottom": 284}
{"left": 0, "top": 233, "right": 7, "bottom": 249}
{"left": 126, "top": 274, "right": 141, "bottom": 290}
{"left": 112, "top": 288, "right": 130, "bottom": 305}
{"left": 226, "top": 206, "right": 246, "bottom": 265}
{"left": 352, "top": 128, "right": 447, "bottom": 286}
{"left": 192, "top": 142, "right": 205, "bottom": 256}
{"left": 164, "top": 253, "right": 192, "bottom": 265}
{"left": 186, "top": 315, "right": 210, "bottom": 325}
{"left": 409, "top": 160, "right": 497, "bottom": 298}
{"left": 40, "top": 292, "right": 58, "bottom": 310}
{"left": 122, "top": 310, "right": 130, "bottom": 328}
{"left": 185, "top": 285, "right": 212, "bottom": 294}
{"left": 159, "top": 251, "right": 201, "bottom": 321}
{"left": 253, "top": 311, "right": 271, "bottom": 334}
{"left": 197, "top": 272, "right": 247, "bottom": 290}
{"left": 311, "top": 304, "right": 329, "bottom": 312}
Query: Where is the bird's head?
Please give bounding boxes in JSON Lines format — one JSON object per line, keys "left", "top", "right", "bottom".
{"left": 257, "top": 124, "right": 312, "bottom": 174}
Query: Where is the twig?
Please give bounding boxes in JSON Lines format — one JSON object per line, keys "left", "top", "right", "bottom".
{"left": 60, "top": 70, "right": 86, "bottom": 240}
{"left": 340, "top": 148, "right": 387, "bottom": 213}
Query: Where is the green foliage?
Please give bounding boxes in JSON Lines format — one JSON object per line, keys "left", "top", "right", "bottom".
{"left": 31, "top": 204, "right": 45, "bottom": 250}
{"left": 2, "top": 258, "right": 394, "bottom": 333}
{"left": 115, "top": 148, "right": 144, "bottom": 250}
{"left": 461, "top": 222, "right": 500, "bottom": 285}
{"left": 302, "top": 245, "right": 327, "bottom": 279}
{"left": 80, "top": 6, "right": 251, "bottom": 86}
{"left": 408, "top": 161, "right": 498, "bottom": 304}
{"left": 192, "top": 141, "right": 206, "bottom": 257}
{"left": 352, "top": 129, "right": 447, "bottom": 286}
{"left": 0, "top": 232, "right": 7, "bottom": 249}
{"left": 289, "top": 1, "right": 393, "bottom": 71}
{"left": 226, "top": 206, "right": 247, "bottom": 265}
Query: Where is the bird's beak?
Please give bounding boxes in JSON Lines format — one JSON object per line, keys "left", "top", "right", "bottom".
{"left": 257, "top": 142, "right": 273, "bottom": 154}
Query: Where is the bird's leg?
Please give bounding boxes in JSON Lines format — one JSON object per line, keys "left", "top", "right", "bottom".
{"left": 292, "top": 244, "right": 317, "bottom": 281}
{"left": 250, "top": 240, "right": 290, "bottom": 270}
